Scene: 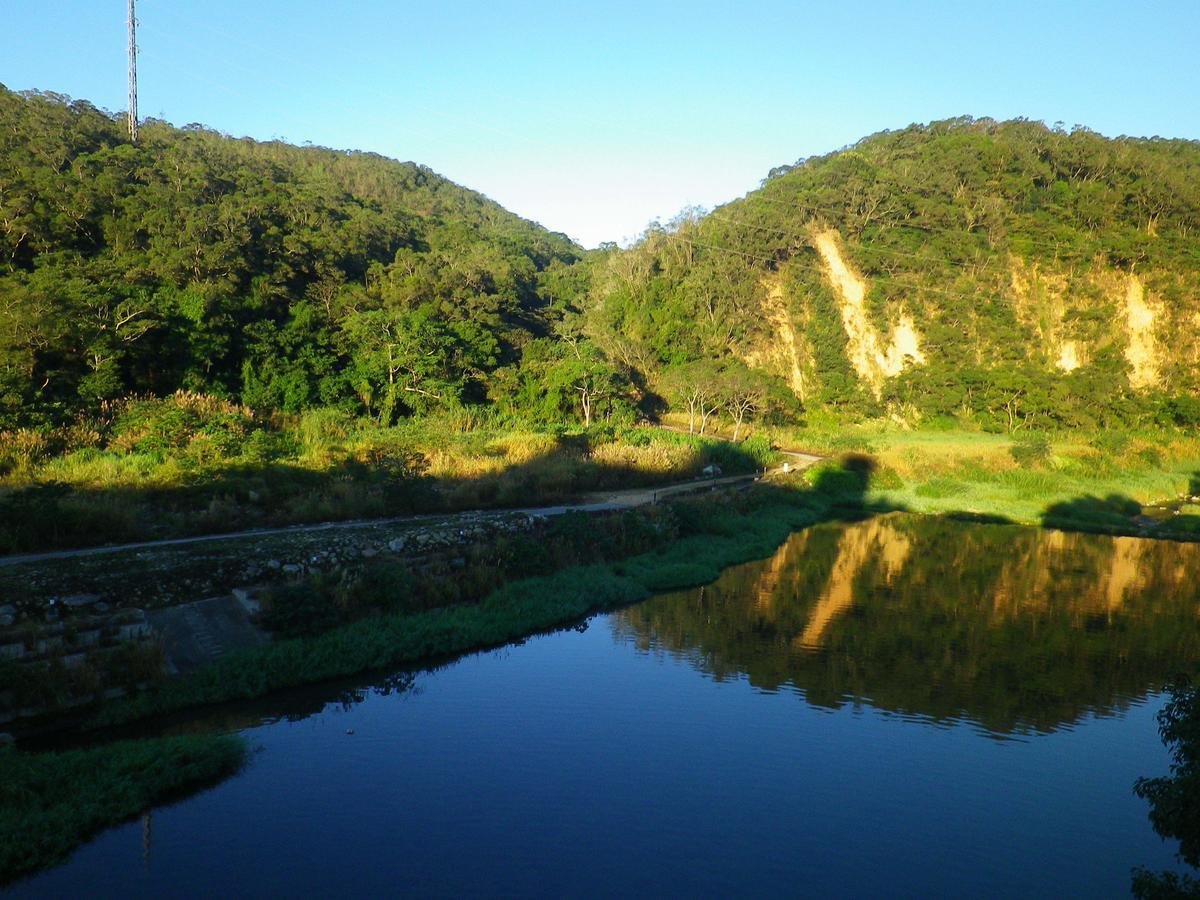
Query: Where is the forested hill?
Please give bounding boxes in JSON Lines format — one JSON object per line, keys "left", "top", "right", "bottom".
{"left": 0, "top": 86, "right": 581, "bottom": 427}
{"left": 583, "top": 117, "right": 1200, "bottom": 429}
{"left": 6, "top": 94, "right": 1200, "bottom": 435}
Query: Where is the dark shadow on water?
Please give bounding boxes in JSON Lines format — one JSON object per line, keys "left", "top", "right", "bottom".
{"left": 1041, "top": 492, "right": 1144, "bottom": 535}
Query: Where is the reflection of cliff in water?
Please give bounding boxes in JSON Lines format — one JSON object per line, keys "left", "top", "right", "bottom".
{"left": 612, "top": 514, "right": 1200, "bottom": 735}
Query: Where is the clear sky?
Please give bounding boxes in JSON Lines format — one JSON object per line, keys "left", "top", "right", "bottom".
{"left": 5, "top": 1, "right": 1199, "bottom": 248}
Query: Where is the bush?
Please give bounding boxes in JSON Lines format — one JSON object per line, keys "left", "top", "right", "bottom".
{"left": 1138, "top": 447, "right": 1164, "bottom": 468}
{"left": 258, "top": 580, "right": 344, "bottom": 638}
{"left": 297, "top": 407, "right": 356, "bottom": 457}
{"left": 343, "top": 561, "right": 416, "bottom": 613}
{"left": 1010, "top": 434, "right": 1052, "bottom": 468}
{"left": 869, "top": 465, "right": 904, "bottom": 490}
{"left": 110, "top": 393, "right": 254, "bottom": 461}
{"left": 0, "top": 428, "right": 49, "bottom": 475}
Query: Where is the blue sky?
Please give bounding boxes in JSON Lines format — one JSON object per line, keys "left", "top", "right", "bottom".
{"left": 6, "top": 1, "right": 1199, "bottom": 247}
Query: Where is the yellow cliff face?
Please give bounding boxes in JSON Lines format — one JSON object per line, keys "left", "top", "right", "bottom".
{"left": 1005, "top": 261, "right": 1167, "bottom": 389}
{"left": 812, "top": 229, "right": 925, "bottom": 396}
{"left": 1103, "top": 537, "right": 1147, "bottom": 614}
{"left": 755, "top": 274, "right": 807, "bottom": 401}
{"left": 752, "top": 529, "right": 812, "bottom": 613}
{"left": 1008, "top": 258, "right": 1083, "bottom": 373}
{"left": 1123, "top": 273, "right": 1161, "bottom": 389}
{"left": 1057, "top": 341, "right": 1081, "bottom": 373}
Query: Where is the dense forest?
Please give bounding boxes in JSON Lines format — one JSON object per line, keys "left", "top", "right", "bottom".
{"left": 4, "top": 87, "right": 1200, "bottom": 438}
{"left": 0, "top": 86, "right": 588, "bottom": 429}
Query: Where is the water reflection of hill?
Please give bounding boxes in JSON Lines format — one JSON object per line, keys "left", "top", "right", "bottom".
{"left": 612, "top": 514, "right": 1200, "bottom": 735}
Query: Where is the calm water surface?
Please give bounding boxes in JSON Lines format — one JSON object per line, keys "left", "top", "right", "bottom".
{"left": 14, "top": 514, "right": 1200, "bottom": 897}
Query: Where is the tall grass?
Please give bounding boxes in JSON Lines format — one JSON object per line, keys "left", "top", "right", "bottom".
{"left": 0, "top": 734, "right": 246, "bottom": 885}
{"left": 0, "top": 395, "right": 775, "bottom": 553}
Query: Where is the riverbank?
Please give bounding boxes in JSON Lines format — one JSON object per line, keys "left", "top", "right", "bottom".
{"left": 3, "top": 477, "right": 841, "bottom": 886}
{"left": 765, "top": 425, "right": 1200, "bottom": 536}
{"left": 9, "top": 442, "right": 1200, "bottom": 885}
{"left": 0, "top": 733, "right": 246, "bottom": 885}
{"left": 85, "top": 480, "right": 845, "bottom": 731}
{"left": 14, "top": 428, "right": 1200, "bottom": 736}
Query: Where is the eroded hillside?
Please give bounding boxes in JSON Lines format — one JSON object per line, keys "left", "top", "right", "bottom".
{"left": 584, "top": 117, "right": 1200, "bottom": 427}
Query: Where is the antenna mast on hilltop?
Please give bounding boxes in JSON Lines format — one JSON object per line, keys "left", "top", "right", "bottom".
{"left": 127, "top": 0, "right": 138, "bottom": 143}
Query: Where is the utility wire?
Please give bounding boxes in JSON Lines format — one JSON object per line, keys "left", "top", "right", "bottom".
{"left": 705, "top": 213, "right": 1011, "bottom": 271}
{"left": 743, "top": 192, "right": 1160, "bottom": 257}
{"left": 661, "top": 234, "right": 1024, "bottom": 305}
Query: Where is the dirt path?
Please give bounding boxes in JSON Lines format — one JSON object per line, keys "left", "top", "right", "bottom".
{"left": 0, "top": 471, "right": 811, "bottom": 570}
{"left": 0, "top": 430, "right": 823, "bottom": 569}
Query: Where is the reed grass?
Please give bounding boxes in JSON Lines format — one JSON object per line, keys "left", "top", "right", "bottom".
{"left": 0, "top": 734, "right": 246, "bottom": 885}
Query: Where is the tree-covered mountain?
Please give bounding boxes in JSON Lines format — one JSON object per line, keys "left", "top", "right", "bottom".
{"left": 0, "top": 86, "right": 582, "bottom": 428}
{"left": 581, "top": 116, "right": 1200, "bottom": 429}
{"left": 5, "top": 92, "right": 1200, "bottom": 436}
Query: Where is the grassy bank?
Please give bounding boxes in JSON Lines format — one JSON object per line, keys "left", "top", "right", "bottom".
{"left": 88, "top": 482, "right": 840, "bottom": 731}
{"left": 0, "top": 734, "right": 247, "bottom": 885}
{"left": 0, "top": 396, "right": 774, "bottom": 553}
{"left": 768, "top": 424, "right": 1200, "bottom": 533}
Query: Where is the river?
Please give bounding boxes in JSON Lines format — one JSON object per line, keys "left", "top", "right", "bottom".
{"left": 12, "top": 514, "right": 1200, "bottom": 896}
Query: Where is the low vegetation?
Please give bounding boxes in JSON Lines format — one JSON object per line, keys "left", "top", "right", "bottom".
{"left": 0, "top": 734, "right": 246, "bottom": 885}
{"left": 765, "top": 423, "right": 1200, "bottom": 533}
{"left": 0, "top": 394, "right": 774, "bottom": 553}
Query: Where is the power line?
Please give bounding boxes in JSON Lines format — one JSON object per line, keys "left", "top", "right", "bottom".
{"left": 743, "top": 192, "right": 1140, "bottom": 257}
{"left": 706, "top": 213, "right": 991, "bottom": 271}
{"left": 661, "top": 233, "right": 1015, "bottom": 306}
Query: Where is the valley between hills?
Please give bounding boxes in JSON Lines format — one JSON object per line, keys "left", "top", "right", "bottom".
{"left": 3, "top": 86, "right": 1200, "bottom": 891}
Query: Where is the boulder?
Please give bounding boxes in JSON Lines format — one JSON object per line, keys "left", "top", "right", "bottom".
{"left": 61, "top": 593, "right": 101, "bottom": 609}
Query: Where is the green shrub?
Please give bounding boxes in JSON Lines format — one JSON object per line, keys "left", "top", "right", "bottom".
{"left": 1010, "top": 434, "right": 1052, "bottom": 468}
{"left": 297, "top": 407, "right": 356, "bottom": 456}
{"left": 1163, "top": 516, "right": 1200, "bottom": 535}
{"left": 258, "top": 579, "right": 345, "bottom": 638}
{"left": 0, "top": 735, "right": 246, "bottom": 885}
{"left": 239, "top": 429, "right": 297, "bottom": 464}
{"left": 869, "top": 465, "right": 903, "bottom": 490}
{"left": 1138, "top": 447, "right": 1164, "bottom": 468}
{"left": 495, "top": 533, "right": 555, "bottom": 578}
{"left": 111, "top": 394, "right": 254, "bottom": 462}
{"left": 0, "top": 428, "right": 50, "bottom": 474}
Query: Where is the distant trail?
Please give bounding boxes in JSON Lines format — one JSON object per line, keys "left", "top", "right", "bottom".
{"left": 0, "top": 442, "right": 821, "bottom": 568}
